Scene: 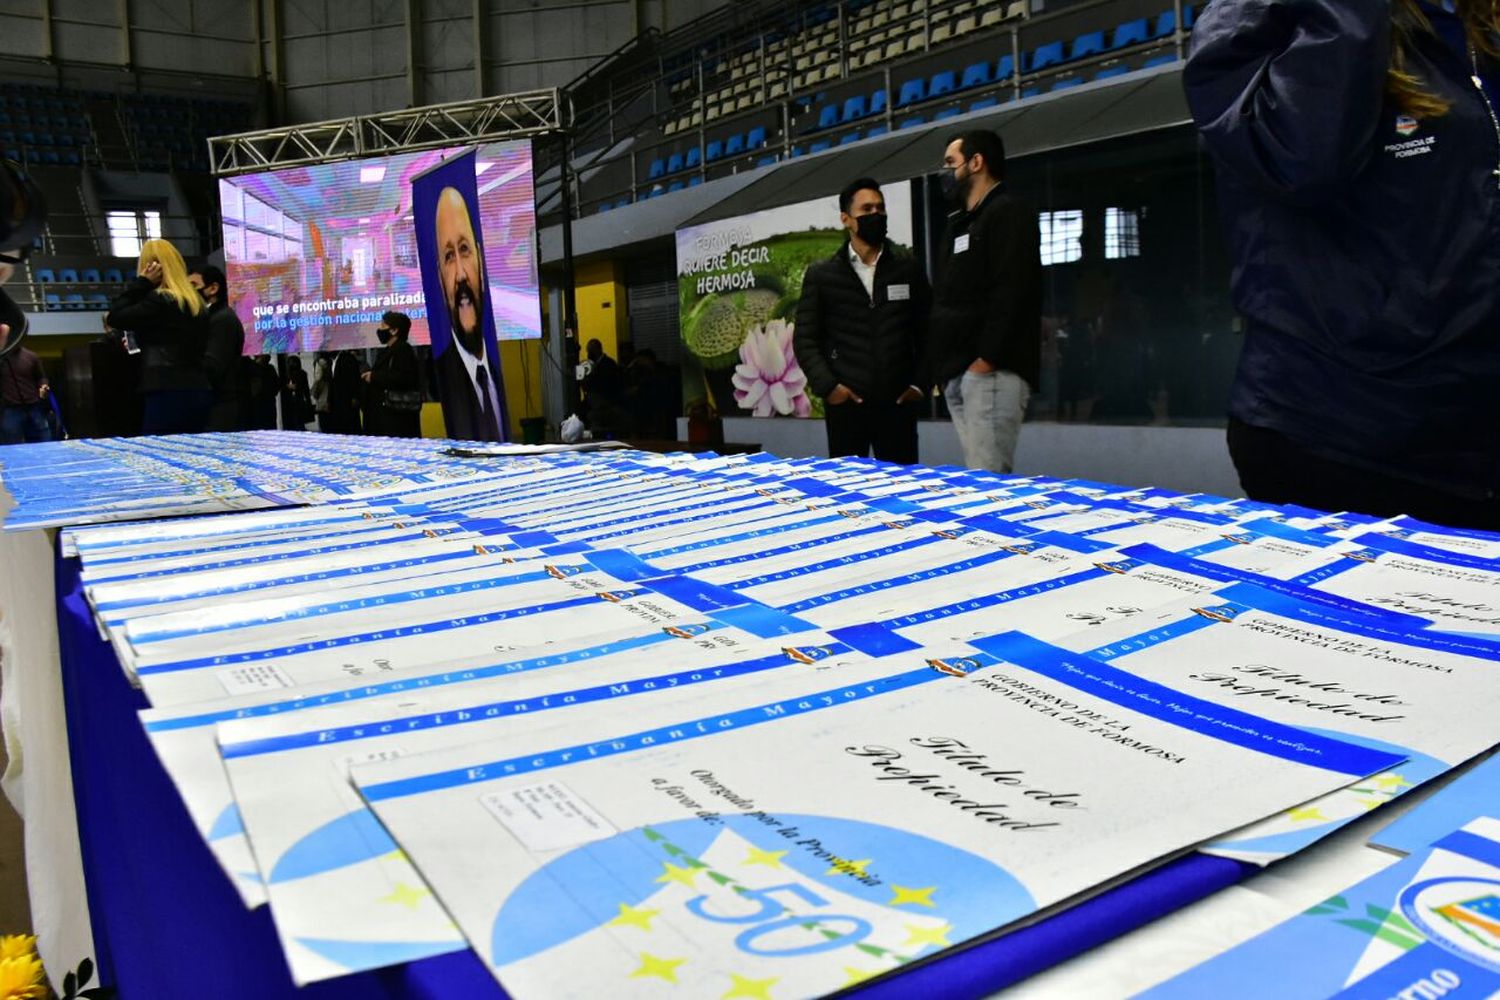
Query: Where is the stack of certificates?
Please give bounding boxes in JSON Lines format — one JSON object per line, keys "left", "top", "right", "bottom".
{"left": 7, "top": 434, "right": 1500, "bottom": 997}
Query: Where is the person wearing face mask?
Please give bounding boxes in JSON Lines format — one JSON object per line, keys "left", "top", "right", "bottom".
{"left": 792, "top": 177, "right": 932, "bottom": 464}
{"left": 928, "top": 130, "right": 1041, "bottom": 473}
{"left": 362, "top": 311, "right": 422, "bottom": 437}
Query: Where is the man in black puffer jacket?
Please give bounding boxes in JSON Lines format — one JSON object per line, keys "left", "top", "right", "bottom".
{"left": 793, "top": 177, "right": 932, "bottom": 464}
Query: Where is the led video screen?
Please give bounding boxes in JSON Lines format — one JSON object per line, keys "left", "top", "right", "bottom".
{"left": 219, "top": 139, "right": 542, "bottom": 354}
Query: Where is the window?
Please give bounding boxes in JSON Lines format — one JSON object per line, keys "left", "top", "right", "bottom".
{"left": 106, "top": 210, "right": 162, "bottom": 257}
{"left": 1105, "top": 207, "right": 1142, "bottom": 259}
{"left": 1038, "top": 209, "right": 1083, "bottom": 266}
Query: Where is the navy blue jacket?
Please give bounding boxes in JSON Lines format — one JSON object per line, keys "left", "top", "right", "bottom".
{"left": 1185, "top": 1, "right": 1500, "bottom": 498}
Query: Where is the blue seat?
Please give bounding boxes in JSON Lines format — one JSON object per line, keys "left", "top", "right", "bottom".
{"left": 61, "top": 150, "right": 80, "bottom": 166}
{"left": 34, "top": 268, "right": 55, "bottom": 283}
{"left": 688, "top": 175, "right": 703, "bottom": 187}
{"left": 646, "top": 187, "right": 664, "bottom": 199}
{"left": 933, "top": 107, "right": 962, "bottom": 121}
{"left": 1021, "top": 87, "right": 1041, "bottom": 99}
{"left": 970, "top": 97, "right": 1000, "bottom": 112}
{"left": 1095, "top": 65, "right": 1131, "bottom": 80}
{"left": 667, "top": 180, "right": 684, "bottom": 192}
{"left": 865, "top": 124, "right": 888, "bottom": 139}
{"left": 81, "top": 268, "right": 101, "bottom": 283}
{"left": 58, "top": 268, "right": 79, "bottom": 283}
{"left": 666, "top": 152, "right": 685, "bottom": 173}
{"left": 996, "top": 54, "right": 1015, "bottom": 80}
{"left": 1112, "top": 17, "right": 1150, "bottom": 48}
{"left": 87, "top": 293, "right": 109, "bottom": 307}
{"left": 63, "top": 293, "right": 84, "bottom": 310}
{"left": 837, "top": 131, "right": 862, "bottom": 146}
{"left": 704, "top": 140, "right": 722, "bottom": 163}
{"left": 1144, "top": 52, "right": 1179, "bottom": 68}
{"left": 841, "top": 94, "right": 868, "bottom": 122}
{"left": 724, "top": 133, "right": 745, "bottom": 156}
{"left": 746, "top": 126, "right": 768, "bottom": 149}
{"left": 1051, "top": 77, "right": 1086, "bottom": 92}
{"left": 817, "top": 104, "right": 839, "bottom": 130}
{"left": 790, "top": 145, "right": 806, "bottom": 158}
{"left": 685, "top": 147, "right": 701, "bottom": 169}
{"left": 1030, "top": 41, "right": 1066, "bottom": 71}
{"left": 929, "top": 70, "right": 958, "bottom": 97}
{"left": 104, "top": 268, "right": 123, "bottom": 283}
{"left": 896, "top": 78, "right": 926, "bottom": 107}
{"left": 898, "top": 115, "right": 926, "bottom": 130}
{"left": 40, "top": 151, "right": 58, "bottom": 165}
{"left": 756, "top": 154, "right": 778, "bottom": 168}
{"left": 809, "top": 139, "right": 832, "bottom": 153}
{"left": 1071, "top": 30, "right": 1107, "bottom": 60}
{"left": 648, "top": 158, "right": 666, "bottom": 180}
{"left": 960, "top": 61, "right": 992, "bottom": 90}
{"left": 1153, "top": 7, "right": 1193, "bottom": 37}
{"left": 43, "top": 293, "right": 61, "bottom": 310}
{"left": 870, "top": 89, "right": 887, "bottom": 115}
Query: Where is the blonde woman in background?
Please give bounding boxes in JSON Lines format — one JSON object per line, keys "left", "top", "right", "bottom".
{"left": 105, "top": 238, "right": 212, "bottom": 434}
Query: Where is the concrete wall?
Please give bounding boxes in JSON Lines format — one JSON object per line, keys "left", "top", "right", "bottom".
{"left": 680, "top": 416, "right": 1243, "bottom": 497}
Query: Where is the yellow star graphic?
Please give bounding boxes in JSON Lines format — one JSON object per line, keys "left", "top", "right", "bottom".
{"left": 824, "top": 857, "right": 873, "bottom": 878}
{"left": 723, "top": 972, "right": 779, "bottom": 1000}
{"left": 1373, "top": 773, "right": 1411, "bottom": 791}
{"left": 607, "top": 903, "right": 660, "bottom": 932}
{"left": 1362, "top": 797, "right": 1388, "bottom": 812}
{"left": 903, "top": 922, "right": 953, "bottom": 949}
{"left": 655, "top": 861, "right": 702, "bottom": 889}
{"left": 630, "top": 952, "right": 686, "bottom": 984}
{"left": 888, "top": 885, "right": 937, "bottom": 908}
{"left": 378, "top": 883, "right": 429, "bottom": 910}
{"left": 843, "top": 966, "right": 881, "bottom": 987}
{"left": 1287, "top": 807, "right": 1327, "bottom": 823}
{"left": 743, "top": 846, "right": 788, "bottom": 868}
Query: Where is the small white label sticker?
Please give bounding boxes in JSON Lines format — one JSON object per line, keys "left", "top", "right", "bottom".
{"left": 217, "top": 663, "right": 294, "bottom": 696}
{"left": 887, "top": 283, "right": 911, "bottom": 301}
{"left": 482, "top": 781, "right": 618, "bottom": 852}
{"left": 954, "top": 234, "right": 971, "bottom": 254}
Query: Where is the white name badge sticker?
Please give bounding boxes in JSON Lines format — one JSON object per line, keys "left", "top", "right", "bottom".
{"left": 887, "top": 284, "right": 911, "bottom": 301}
{"left": 954, "top": 234, "right": 971, "bottom": 254}
{"left": 483, "top": 781, "right": 618, "bottom": 853}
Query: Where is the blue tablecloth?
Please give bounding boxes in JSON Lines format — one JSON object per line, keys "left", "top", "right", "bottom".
{"left": 54, "top": 547, "right": 1254, "bottom": 998}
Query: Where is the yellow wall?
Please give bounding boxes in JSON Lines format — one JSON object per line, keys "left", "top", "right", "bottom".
{"left": 573, "top": 259, "right": 629, "bottom": 359}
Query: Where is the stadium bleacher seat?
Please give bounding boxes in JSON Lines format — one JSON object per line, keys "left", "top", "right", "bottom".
{"left": 34, "top": 269, "right": 55, "bottom": 284}
{"left": 960, "top": 61, "right": 992, "bottom": 90}
{"left": 898, "top": 116, "right": 925, "bottom": 130}
{"left": 104, "top": 268, "right": 124, "bottom": 284}
{"left": 870, "top": 89, "right": 887, "bottom": 115}
{"left": 667, "top": 152, "right": 685, "bottom": 173}
{"left": 837, "top": 131, "right": 862, "bottom": 146}
{"left": 896, "top": 79, "right": 926, "bottom": 107}
{"left": 62, "top": 292, "right": 83, "bottom": 309}
{"left": 87, "top": 293, "right": 110, "bottom": 308}
{"left": 1029, "top": 41, "right": 1066, "bottom": 72}
{"left": 688, "top": 175, "right": 704, "bottom": 187}
{"left": 1095, "top": 65, "right": 1131, "bottom": 80}
{"left": 1112, "top": 18, "right": 1150, "bottom": 48}
{"left": 817, "top": 104, "right": 840, "bottom": 129}
{"left": 996, "top": 54, "right": 1015, "bottom": 80}
{"left": 1051, "top": 77, "right": 1086, "bottom": 92}
{"left": 81, "top": 268, "right": 101, "bottom": 283}
{"left": 809, "top": 139, "right": 832, "bottom": 154}
{"left": 866, "top": 124, "right": 888, "bottom": 139}
{"left": 1143, "top": 52, "right": 1179, "bottom": 69}
{"left": 756, "top": 154, "right": 778, "bottom": 168}
{"left": 44, "top": 293, "right": 61, "bottom": 311}
{"left": 929, "top": 70, "right": 958, "bottom": 98}
{"left": 704, "top": 139, "right": 723, "bottom": 163}
{"left": 841, "top": 94, "right": 868, "bottom": 122}
{"left": 1071, "top": 30, "right": 1107, "bottom": 60}
{"left": 58, "top": 268, "right": 78, "bottom": 283}
{"left": 648, "top": 158, "right": 666, "bottom": 180}
{"left": 746, "top": 126, "right": 768, "bottom": 149}
{"left": 1021, "top": 87, "right": 1040, "bottom": 99}
{"left": 685, "top": 147, "right": 702, "bottom": 169}
{"left": 970, "top": 97, "right": 1000, "bottom": 112}
{"left": 1153, "top": 6, "right": 1193, "bottom": 37}
{"left": 667, "top": 180, "right": 684, "bottom": 192}
{"left": 933, "top": 107, "right": 962, "bottom": 121}
{"left": 725, "top": 133, "right": 745, "bottom": 157}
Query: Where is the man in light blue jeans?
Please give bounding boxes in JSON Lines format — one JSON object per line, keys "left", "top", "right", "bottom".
{"left": 945, "top": 368, "right": 1029, "bottom": 473}
{"left": 928, "top": 130, "right": 1042, "bottom": 473}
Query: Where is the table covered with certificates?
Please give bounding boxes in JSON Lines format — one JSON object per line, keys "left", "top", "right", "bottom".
{"left": 3, "top": 431, "right": 1500, "bottom": 998}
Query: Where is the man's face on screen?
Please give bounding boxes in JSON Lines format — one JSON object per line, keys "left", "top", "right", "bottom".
{"left": 435, "top": 187, "right": 485, "bottom": 359}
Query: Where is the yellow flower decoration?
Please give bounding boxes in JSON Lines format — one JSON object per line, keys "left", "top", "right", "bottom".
{"left": 0, "top": 953, "right": 46, "bottom": 1000}
{"left": 0, "top": 940, "right": 33, "bottom": 964}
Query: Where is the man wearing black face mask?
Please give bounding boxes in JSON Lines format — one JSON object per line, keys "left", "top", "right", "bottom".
{"left": 793, "top": 177, "right": 931, "bottom": 464}
{"left": 930, "top": 130, "right": 1041, "bottom": 473}
{"left": 362, "top": 311, "right": 422, "bottom": 437}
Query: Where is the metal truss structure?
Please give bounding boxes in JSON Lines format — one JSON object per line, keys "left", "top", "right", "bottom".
{"left": 208, "top": 89, "right": 565, "bottom": 177}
